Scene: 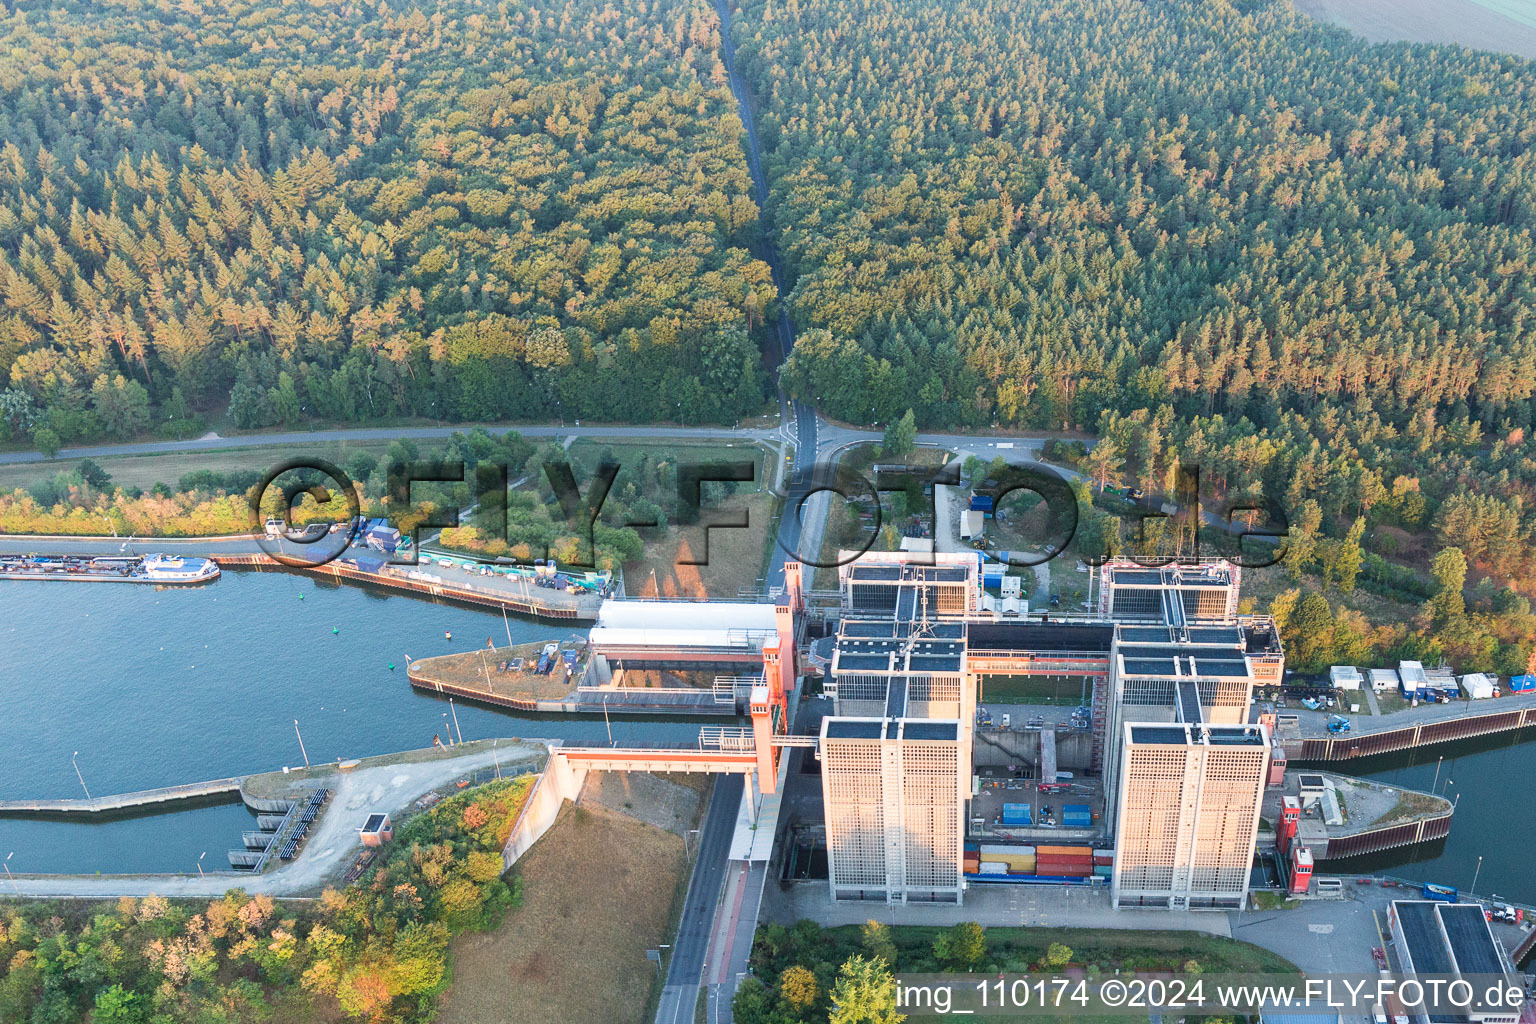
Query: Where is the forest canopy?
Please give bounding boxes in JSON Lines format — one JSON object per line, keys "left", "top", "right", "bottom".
{"left": 0, "top": 0, "right": 775, "bottom": 443}
{"left": 740, "top": 0, "right": 1536, "bottom": 578}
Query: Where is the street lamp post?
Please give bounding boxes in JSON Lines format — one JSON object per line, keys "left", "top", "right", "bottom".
{"left": 449, "top": 697, "right": 463, "bottom": 745}
{"left": 3, "top": 852, "right": 16, "bottom": 894}
{"left": 1431, "top": 755, "right": 1443, "bottom": 794}
{"left": 72, "top": 751, "right": 91, "bottom": 801}
{"left": 197, "top": 851, "right": 207, "bottom": 878}
{"left": 293, "top": 720, "right": 310, "bottom": 767}
{"left": 1471, "top": 855, "right": 1483, "bottom": 897}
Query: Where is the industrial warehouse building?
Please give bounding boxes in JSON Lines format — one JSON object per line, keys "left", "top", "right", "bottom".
{"left": 815, "top": 552, "right": 1283, "bottom": 908}
{"left": 1388, "top": 900, "right": 1520, "bottom": 1024}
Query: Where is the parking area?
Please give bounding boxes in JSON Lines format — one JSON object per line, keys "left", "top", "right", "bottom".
{"left": 976, "top": 701, "right": 1091, "bottom": 729}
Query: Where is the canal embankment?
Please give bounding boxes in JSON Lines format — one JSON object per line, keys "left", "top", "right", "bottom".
{"left": 1274, "top": 689, "right": 1536, "bottom": 760}
{"left": 0, "top": 533, "right": 604, "bottom": 621}
{"left": 0, "top": 777, "right": 245, "bottom": 818}
{"left": 407, "top": 637, "right": 747, "bottom": 716}
{"left": 1261, "top": 770, "right": 1453, "bottom": 861}
{"left": 0, "top": 739, "right": 546, "bottom": 897}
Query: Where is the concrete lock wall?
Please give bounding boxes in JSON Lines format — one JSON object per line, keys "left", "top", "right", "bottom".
{"left": 501, "top": 748, "right": 588, "bottom": 871}
{"left": 972, "top": 728, "right": 1095, "bottom": 771}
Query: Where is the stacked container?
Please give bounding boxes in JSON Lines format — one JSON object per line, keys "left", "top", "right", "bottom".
{"left": 979, "top": 843, "right": 1036, "bottom": 874}
{"left": 1092, "top": 848, "right": 1114, "bottom": 878}
{"left": 1034, "top": 844, "right": 1094, "bottom": 878}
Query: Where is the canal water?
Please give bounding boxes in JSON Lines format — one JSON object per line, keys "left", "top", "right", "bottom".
{"left": 1338, "top": 727, "right": 1536, "bottom": 905}
{"left": 0, "top": 570, "right": 706, "bottom": 875}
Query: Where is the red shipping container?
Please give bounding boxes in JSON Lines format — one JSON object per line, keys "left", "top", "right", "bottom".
{"left": 1036, "top": 866, "right": 1093, "bottom": 877}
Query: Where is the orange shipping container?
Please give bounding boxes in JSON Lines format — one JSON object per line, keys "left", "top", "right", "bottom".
{"left": 1036, "top": 845, "right": 1093, "bottom": 857}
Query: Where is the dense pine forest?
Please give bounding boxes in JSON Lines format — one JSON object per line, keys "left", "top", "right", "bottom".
{"left": 741, "top": 0, "right": 1536, "bottom": 584}
{"left": 0, "top": 0, "right": 774, "bottom": 445}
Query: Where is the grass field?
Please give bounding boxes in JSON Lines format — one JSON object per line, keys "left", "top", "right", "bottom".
{"left": 437, "top": 801, "right": 687, "bottom": 1024}
{"left": 564, "top": 437, "right": 770, "bottom": 482}
{"left": 625, "top": 490, "right": 781, "bottom": 600}
{"left": 0, "top": 439, "right": 406, "bottom": 493}
{"left": 1292, "top": 0, "right": 1536, "bottom": 58}
{"left": 558, "top": 437, "right": 782, "bottom": 599}
{"left": 980, "top": 674, "right": 1095, "bottom": 706}
{"left": 837, "top": 924, "right": 1298, "bottom": 975}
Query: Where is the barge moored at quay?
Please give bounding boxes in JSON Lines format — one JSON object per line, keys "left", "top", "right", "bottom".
{"left": 0, "top": 553, "right": 220, "bottom": 584}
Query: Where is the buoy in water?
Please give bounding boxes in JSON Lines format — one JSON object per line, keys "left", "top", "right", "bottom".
{"left": 332, "top": 627, "right": 339, "bottom": 635}
{"left": 388, "top": 662, "right": 395, "bottom": 670}
{"left": 445, "top": 630, "right": 453, "bottom": 640}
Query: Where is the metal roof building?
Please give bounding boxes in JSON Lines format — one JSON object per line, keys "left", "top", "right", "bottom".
{"left": 588, "top": 601, "right": 782, "bottom": 667}
{"left": 1389, "top": 900, "right": 1519, "bottom": 1024}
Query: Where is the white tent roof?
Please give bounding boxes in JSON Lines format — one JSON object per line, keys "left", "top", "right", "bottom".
{"left": 1461, "top": 673, "right": 1495, "bottom": 698}
{"left": 596, "top": 600, "right": 778, "bottom": 632}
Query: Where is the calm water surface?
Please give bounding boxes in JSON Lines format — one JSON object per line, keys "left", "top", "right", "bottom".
{"left": 0, "top": 570, "right": 703, "bottom": 874}
{"left": 1342, "top": 727, "right": 1536, "bottom": 904}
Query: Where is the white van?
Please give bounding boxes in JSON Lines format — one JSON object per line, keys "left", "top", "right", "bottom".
{"left": 1001, "top": 713, "right": 1011, "bottom": 730}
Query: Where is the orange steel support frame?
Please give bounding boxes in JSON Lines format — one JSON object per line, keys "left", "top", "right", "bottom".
{"left": 559, "top": 562, "right": 806, "bottom": 798}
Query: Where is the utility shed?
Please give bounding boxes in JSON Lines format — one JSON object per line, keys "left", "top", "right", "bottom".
{"left": 960, "top": 510, "right": 985, "bottom": 540}
{"left": 1329, "top": 665, "right": 1362, "bottom": 690}
{"left": 1368, "top": 668, "right": 1398, "bottom": 692}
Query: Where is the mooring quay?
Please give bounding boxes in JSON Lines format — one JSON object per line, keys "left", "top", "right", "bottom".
{"left": 1275, "top": 689, "right": 1536, "bottom": 761}
{"left": 220, "top": 553, "right": 602, "bottom": 622}
{"left": 0, "top": 536, "right": 604, "bottom": 622}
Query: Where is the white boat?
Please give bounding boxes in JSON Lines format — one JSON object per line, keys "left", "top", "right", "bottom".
{"left": 0, "top": 553, "right": 219, "bottom": 584}
{"left": 140, "top": 553, "right": 221, "bottom": 582}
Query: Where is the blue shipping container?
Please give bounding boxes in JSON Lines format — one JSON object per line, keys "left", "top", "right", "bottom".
{"left": 970, "top": 495, "right": 995, "bottom": 512}
{"left": 1510, "top": 675, "right": 1536, "bottom": 692}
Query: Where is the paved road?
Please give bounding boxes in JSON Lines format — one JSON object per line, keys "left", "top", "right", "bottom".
{"left": 0, "top": 423, "right": 786, "bottom": 467}
{"left": 655, "top": 774, "right": 743, "bottom": 1024}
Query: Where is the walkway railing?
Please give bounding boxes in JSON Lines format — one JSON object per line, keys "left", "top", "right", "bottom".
{"left": 699, "top": 727, "right": 755, "bottom": 752}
